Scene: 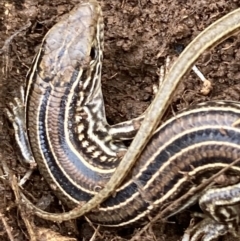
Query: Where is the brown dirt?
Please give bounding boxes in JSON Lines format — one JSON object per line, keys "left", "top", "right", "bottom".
{"left": 1, "top": 0, "right": 240, "bottom": 240}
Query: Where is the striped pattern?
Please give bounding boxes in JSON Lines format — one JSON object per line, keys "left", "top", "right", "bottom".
{"left": 23, "top": 0, "right": 240, "bottom": 229}
{"left": 87, "top": 102, "right": 240, "bottom": 226}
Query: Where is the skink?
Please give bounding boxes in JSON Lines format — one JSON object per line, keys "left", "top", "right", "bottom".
{"left": 6, "top": 1, "right": 240, "bottom": 240}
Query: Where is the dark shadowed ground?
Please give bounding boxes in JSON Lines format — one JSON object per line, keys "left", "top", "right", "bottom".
{"left": 1, "top": 0, "right": 240, "bottom": 240}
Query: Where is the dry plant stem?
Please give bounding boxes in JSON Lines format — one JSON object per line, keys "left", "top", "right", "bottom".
{"left": 10, "top": 175, "right": 37, "bottom": 241}
{"left": 191, "top": 65, "right": 212, "bottom": 95}
{"left": 0, "top": 212, "right": 15, "bottom": 241}
{"left": 0, "top": 158, "right": 37, "bottom": 241}
{"left": 0, "top": 22, "right": 31, "bottom": 54}
{"left": 19, "top": 7, "right": 240, "bottom": 222}
{"left": 130, "top": 158, "right": 240, "bottom": 240}
{"left": 0, "top": 22, "right": 31, "bottom": 76}
{"left": 89, "top": 225, "right": 100, "bottom": 241}
{"left": 85, "top": 216, "right": 103, "bottom": 239}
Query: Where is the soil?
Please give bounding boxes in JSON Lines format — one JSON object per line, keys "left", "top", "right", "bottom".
{"left": 1, "top": 0, "right": 240, "bottom": 240}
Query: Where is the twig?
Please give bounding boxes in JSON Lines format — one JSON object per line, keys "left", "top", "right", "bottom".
{"left": 0, "top": 212, "right": 15, "bottom": 241}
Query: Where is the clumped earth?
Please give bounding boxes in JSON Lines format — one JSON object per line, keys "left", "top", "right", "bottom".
{"left": 1, "top": 0, "right": 240, "bottom": 240}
